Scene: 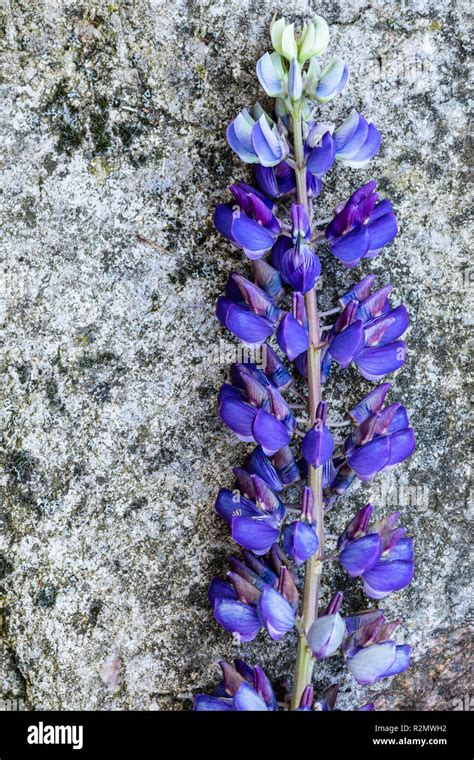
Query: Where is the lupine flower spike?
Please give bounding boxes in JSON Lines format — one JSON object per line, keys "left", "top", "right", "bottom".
{"left": 195, "top": 14, "right": 415, "bottom": 712}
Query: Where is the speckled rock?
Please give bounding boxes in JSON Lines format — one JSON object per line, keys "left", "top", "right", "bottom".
{"left": 1, "top": 0, "right": 471, "bottom": 711}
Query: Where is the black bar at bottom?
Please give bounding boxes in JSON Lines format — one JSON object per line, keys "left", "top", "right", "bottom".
{"left": 0, "top": 709, "right": 470, "bottom": 758}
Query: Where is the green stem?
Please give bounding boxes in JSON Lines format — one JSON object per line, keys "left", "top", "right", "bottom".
{"left": 290, "top": 104, "right": 325, "bottom": 710}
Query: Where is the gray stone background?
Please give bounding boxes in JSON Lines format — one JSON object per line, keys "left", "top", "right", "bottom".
{"left": 1, "top": 0, "right": 472, "bottom": 711}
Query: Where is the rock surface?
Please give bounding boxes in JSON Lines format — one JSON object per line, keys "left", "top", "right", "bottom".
{"left": 1, "top": 0, "right": 471, "bottom": 710}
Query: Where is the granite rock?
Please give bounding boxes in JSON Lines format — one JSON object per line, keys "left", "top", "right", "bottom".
{"left": 1, "top": 0, "right": 471, "bottom": 710}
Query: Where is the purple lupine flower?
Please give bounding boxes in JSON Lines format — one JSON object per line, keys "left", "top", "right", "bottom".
{"left": 306, "top": 56, "right": 350, "bottom": 102}
{"left": 274, "top": 204, "right": 321, "bottom": 294}
{"left": 210, "top": 550, "right": 298, "bottom": 641}
{"left": 276, "top": 290, "right": 311, "bottom": 361}
{"left": 254, "top": 160, "right": 296, "bottom": 198}
{"left": 325, "top": 181, "right": 398, "bottom": 268}
{"left": 282, "top": 486, "right": 319, "bottom": 564}
{"left": 321, "top": 278, "right": 408, "bottom": 382}
{"left": 216, "top": 272, "right": 281, "bottom": 346}
{"left": 256, "top": 51, "right": 287, "bottom": 98}
{"left": 305, "top": 123, "right": 336, "bottom": 180}
{"left": 334, "top": 109, "right": 382, "bottom": 168}
{"left": 338, "top": 504, "right": 414, "bottom": 598}
{"left": 301, "top": 401, "right": 335, "bottom": 466}
{"left": 344, "top": 609, "right": 411, "bottom": 685}
{"left": 307, "top": 592, "right": 345, "bottom": 659}
{"left": 218, "top": 364, "right": 296, "bottom": 454}
{"left": 326, "top": 385, "right": 415, "bottom": 503}
{"left": 214, "top": 182, "right": 282, "bottom": 259}
{"left": 246, "top": 444, "right": 300, "bottom": 488}
{"left": 227, "top": 109, "right": 289, "bottom": 167}
{"left": 215, "top": 468, "right": 286, "bottom": 555}
{"left": 194, "top": 659, "right": 277, "bottom": 711}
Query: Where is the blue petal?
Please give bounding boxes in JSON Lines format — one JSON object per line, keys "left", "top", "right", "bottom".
{"left": 214, "top": 488, "right": 259, "bottom": 524}
{"left": 339, "top": 534, "right": 381, "bottom": 576}
{"left": 257, "top": 586, "right": 296, "bottom": 640}
{"left": 218, "top": 384, "right": 256, "bottom": 440}
{"left": 350, "top": 383, "right": 392, "bottom": 423}
{"left": 247, "top": 446, "right": 284, "bottom": 492}
{"left": 214, "top": 598, "right": 261, "bottom": 642}
{"left": 336, "top": 113, "right": 368, "bottom": 160}
{"left": 283, "top": 521, "right": 319, "bottom": 564}
{"left": 276, "top": 313, "right": 309, "bottom": 361}
{"left": 193, "top": 694, "right": 233, "bottom": 711}
{"left": 347, "top": 641, "right": 396, "bottom": 685}
{"left": 387, "top": 428, "right": 415, "bottom": 466}
{"left": 213, "top": 203, "right": 236, "bottom": 241}
{"left": 252, "top": 408, "right": 291, "bottom": 455}
{"left": 231, "top": 515, "right": 280, "bottom": 555}
{"left": 380, "top": 644, "right": 410, "bottom": 678}
{"left": 231, "top": 213, "right": 276, "bottom": 258}
{"left": 348, "top": 436, "right": 390, "bottom": 480}
{"left": 256, "top": 52, "right": 286, "bottom": 98}
{"left": 233, "top": 682, "right": 268, "bottom": 711}
{"left": 306, "top": 132, "right": 336, "bottom": 177}
{"left": 315, "top": 56, "right": 349, "bottom": 101}
{"left": 329, "top": 321, "right": 364, "bottom": 367}
{"left": 307, "top": 613, "right": 345, "bottom": 659}
{"left": 354, "top": 341, "right": 407, "bottom": 381}
{"left": 251, "top": 115, "right": 285, "bottom": 167}
{"left": 330, "top": 225, "right": 370, "bottom": 267}
{"left": 363, "top": 557, "right": 414, "bottom": 598}
{"left": 208, "top": 578, "right": 238, "bottom": 606}
{"left": 216, "top": 297, "right": 274, "bottom": 345}
{"left": 346, "top": 123, "right": 381, "bottom": 168}
{"left": 301, "top": 424, "right": 334, "bottom": 467}
{"left": 367, "top": 211, "right": 398, "bottom": 253}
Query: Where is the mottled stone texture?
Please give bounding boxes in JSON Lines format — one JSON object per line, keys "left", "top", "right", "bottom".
{"left": 1, "top": 0, "right": 471, "bottom": 711}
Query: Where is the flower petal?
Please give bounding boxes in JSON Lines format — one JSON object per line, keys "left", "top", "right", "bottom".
{"left": 214, "top": 598, "right": 261, "bottom": 642}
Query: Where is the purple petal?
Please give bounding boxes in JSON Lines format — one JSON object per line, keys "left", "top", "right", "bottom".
{"left": 306, "top": 131, "right": 336, "bottom": 177}
{"left": 307, "top": 613, "right": 345, "bottom": 659}
{"left": 348, "top": 436, "right": 391, "bottom": 480}
{"left": 339, "top": 274, "right": 377, "bottom": 308}
{"left": 282, "top": 521, "right": 319, "bottom": 564}
{"left": 216, "top": 297, "right": 274, "bottom": 345}
{"left": 339, "top": 534, "right": 382, "bottom": 577}
{"left": 251, "top": 115, "right": 285, "bottom": 167}
{"left": 218, "top": 384, "right": 256, "bottom": 440}
{"left": 380, "top": 644, "right": 410, "bottom": 678}
{"left": 231, "top": 515, "right": 280, "bottom": 555}
{"left": 301, "top": 424, "right": 334, "bottom": 467}
{"left": 252, "top": 259, "right": 283, "bottom": 301}
{"left": 194, "top": 694, "right": 233, "bottom": 711}
{"left": 356, "top": 284, "right": 392, "bottom": 322}
{"left": 213, "top": 203, "right": 236, "bottom": 241}
{"left": 231, "top": 213, "right": 276, "bottom": 258}
{"left": 387, "top": 428, "right": 416, "bottom": 466}
{"left": 336, "top": 113, "right": 369, "bottom": 160}
{"left": 355, "top": 341, "right": 407, "bottom": 381}
{"left": 330, "top": 225, "right": 370, "bottom": 267}
{"left": 247, "top": 446, "right": 284, "bottom": 492}
{"left": 214, "top": 488, "right": 259, "bottom": 524}
{"left": 329, "top": 321, "right": 365, "bottom": 367}
{"left": 257, "top": 586, "right": 296, "bottom": 640}
{"left": 252, "top": 408, "right": 291, "bottom": 455}
{"left": 214, "top": 598, "right": 261, "bottom": 642}
{"left": 350, "top": 383, "right": 392, "bottom": 423}
{"left": 279, "top": 244, "right": 320, "bottom": 294}
{"left": 208, "top": 578, "right": 238, "bottom": 606}
{"left": 254, "top": 165, "right": 279, "bottom": 197}
{"left": 377, "top": 305, "right": 409, "bottom": 345}
{"left": 347, "top": 641, "right": 396, "bottom": 685}
{"left": 233, "top": 682, "right": 268, "bottom": 711}
{"left": 276, "top": 313, "right": 309, "bottom": 361}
